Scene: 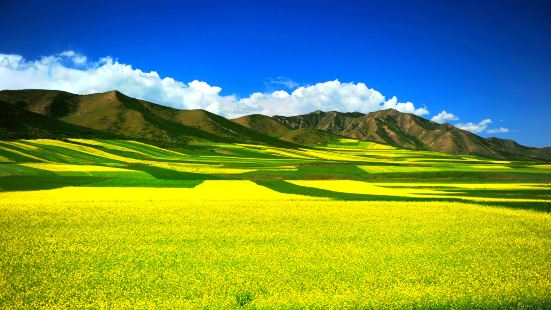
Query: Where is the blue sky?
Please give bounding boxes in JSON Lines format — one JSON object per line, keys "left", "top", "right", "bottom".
{"left": 1, "top": 0, "right": 550, "bottom": 146}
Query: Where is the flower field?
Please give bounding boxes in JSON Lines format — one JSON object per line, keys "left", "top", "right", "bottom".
{"left": 0, "top": 139, "right": 550, "bottom": 308}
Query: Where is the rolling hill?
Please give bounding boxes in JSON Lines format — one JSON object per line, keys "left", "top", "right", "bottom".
{"left": 0, "top": 101, "right": 122, "bottom": 140}
{"left": 0, "top": 89, "right": 295, "bottom": 147}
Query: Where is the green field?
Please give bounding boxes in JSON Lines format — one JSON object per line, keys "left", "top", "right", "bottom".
{"left": 1, "top": 139, "right": 550, "bottom": 308}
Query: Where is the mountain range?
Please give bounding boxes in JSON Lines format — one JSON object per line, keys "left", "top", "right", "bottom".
{"left": 0, "top": 89, "right": 549, "bottom": 161}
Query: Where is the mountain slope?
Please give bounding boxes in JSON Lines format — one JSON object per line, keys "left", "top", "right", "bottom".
{"left": 265, "top": 109, "right": 550, "bottom": 160}
{"left": 278, "top": 128, "right": 342, "bottom": 145}
{"left": 233, "top": 114, "right": 290, "bottom": 137}
{"left": 0, "top": 89, "right": 206, "bottom": 143}
{"left": 0, "top": 89, "right": 294, "bottom": 146}
{"left": 270, "top": 109, "right": 501, "bottom": 157}
{"left": 169, "top": 109, "right": 294, "bottom": 146}
{"left": 0, "top": 101, "right": 121, "bottom": 139}
{"left": 232, "top": 114, "right": 345, "bottom": 145}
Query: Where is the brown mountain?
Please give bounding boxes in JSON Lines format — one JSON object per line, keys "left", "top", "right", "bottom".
{"left": 0, "top": 89, "right": 294, "bottom": 147}
{"left": 232, "top": 114, "right": 343, "bottom": 145}
{"left": 237, "top": 109, "right": 551, "bottom": 160}
{"left": 233, "top": 114, "right": 290, "bottom": 137}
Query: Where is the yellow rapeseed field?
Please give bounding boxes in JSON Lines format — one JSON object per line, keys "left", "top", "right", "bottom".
{"left": 0, "top": 144, "right": 45, "bottom": 162}
{"left": 31, "top": 139, "right": 140, "bottom": 163}
{"left": 0, "top": 187, "right": 549, "bottom": 308}
{"left": 0, "top": 181, "right": 320, "bottom": 202}
{"left": 287, "top": 180, "right": 551, "bottom": 203}
{"left": 1, "top": 139, "right": 550, "bottom": 307}
{"left": 67, "top": 139, "right": 154, "bottom": 157}
{"left": 288, "top": 180, "right": 449, "bottom": 198}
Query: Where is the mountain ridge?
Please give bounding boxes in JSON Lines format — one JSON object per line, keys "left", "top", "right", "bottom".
{"left": 0, "top": 89, "right": 549, "bottom": 160}
{"left": 0, "top": 89, "right": 296, "bottom": 148}
{"left": 237, "top": 109, "right": 550, "bottom": 161}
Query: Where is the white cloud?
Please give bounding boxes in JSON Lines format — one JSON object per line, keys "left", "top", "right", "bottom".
{"left": 486, "top": 127, "right": 510, "bottom": 134}
{"left": 455, "top": 119, "right": 493, "bottom": 134}
{"left": 0, "top": 51, "right": 433, "bottom": 118}
{"left": 431, "top": 110, "right": 459, "bottom": 123}
{"left": 432, "top": 111, "right": 510, "bottom": 136}
{"left": 265, "top": 76, "right": 300, "bottom": 89}
{"left": 382, "top": 96, "right": 429, "bottom": 115}
{"left": 58, "top": 51, "right": 87, "bottom": 65}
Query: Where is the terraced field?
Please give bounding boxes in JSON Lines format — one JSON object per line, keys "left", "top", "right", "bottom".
{"left": 0, "top": 139, "right": 550, "bottom": 307}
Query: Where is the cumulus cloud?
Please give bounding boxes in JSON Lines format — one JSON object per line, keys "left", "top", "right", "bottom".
{"left": 0, "top": 51, "right": 432, "bottom": 118}
{"left": 455, "top": 119, "right": 493, "bottom": 134}
{"left": 431, "top": 110, "right": 459, "bottom": 123}
{"left": 58, "top": 51, "right": 87, "bottom": 65}
{"left": 486, "top": 127, "right": 510, "bottom": 134}
{"left": 382, "top": 96, "right": 429, "bottom": 116}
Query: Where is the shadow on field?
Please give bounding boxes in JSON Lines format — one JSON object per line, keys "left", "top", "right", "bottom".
{"left": 0, "top": 175, "right": 109, "bottom": 191}
{"left": 254, "top": 180, "right": 551, "bottom": 212}
{"left": 0, "top": 175, "right": 206, "bottom": 191}
{"left": 127, "top": 163, "right": 228, "bottom": 180}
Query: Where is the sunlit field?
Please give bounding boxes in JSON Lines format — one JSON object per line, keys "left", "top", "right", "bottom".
{"left": 1, "top": 139, "right": 550, "bottom": 307}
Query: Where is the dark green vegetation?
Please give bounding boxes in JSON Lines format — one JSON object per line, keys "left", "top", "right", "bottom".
{"left": 0, "top": 101, "right": 122, "bottom": 139}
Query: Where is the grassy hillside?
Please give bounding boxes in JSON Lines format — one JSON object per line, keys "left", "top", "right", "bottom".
{"left": 0, "top": 89, "right": 296, "bottom": 147}
{"left": 233, "top": 114, "right": 291, "bottom": 137}
{"left": 278, "top": 128, "right": 342, "bottom": 145}
{"left": 0, "top": 102, "right": 122, "bottom": 140}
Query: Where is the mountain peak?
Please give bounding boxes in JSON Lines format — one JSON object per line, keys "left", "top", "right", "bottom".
{"left": 369, "top": 108, "right": 406, "bottom": 117}
{"left": 99, "top": 90, "right": 121, "bottom": 95}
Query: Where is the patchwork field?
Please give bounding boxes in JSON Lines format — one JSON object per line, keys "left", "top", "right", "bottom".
{"left": 0, "top": 139, "right": 550, "bottom": 307}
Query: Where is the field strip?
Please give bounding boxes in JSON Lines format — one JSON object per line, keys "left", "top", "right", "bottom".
{"left": 113, "top": 140, "right": 191, "bottom": 157}
{"left": 0, "top": 144, "right": 46, "bottom": 162}
{"left": 376, "top": 183, "right": 551, "bottom": 190}
{"left": 287, "top": 180, "right": 449, "bottom": 198}
{"left": 0, "top": 180, "right": 325, "bottom": 202}
{"left": 358, "top": 165, "right": 442, "bottom": 173}
{"left": 447, "top": 196, "right": 551, "bottom": 204}
{"left": 29, "top": 139, "right": 142, "bottom": 163}
{"left": 284, "top": 180, "right": 551, "bottom": 203}
{"left": 20, "top": 163, "right": 138, "bottom": 172}
{"left": 149, "top": 162, "right": 256, "bottom": 174}
{"left": 68, "top": 139, "right": 155, "bottom": 157}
